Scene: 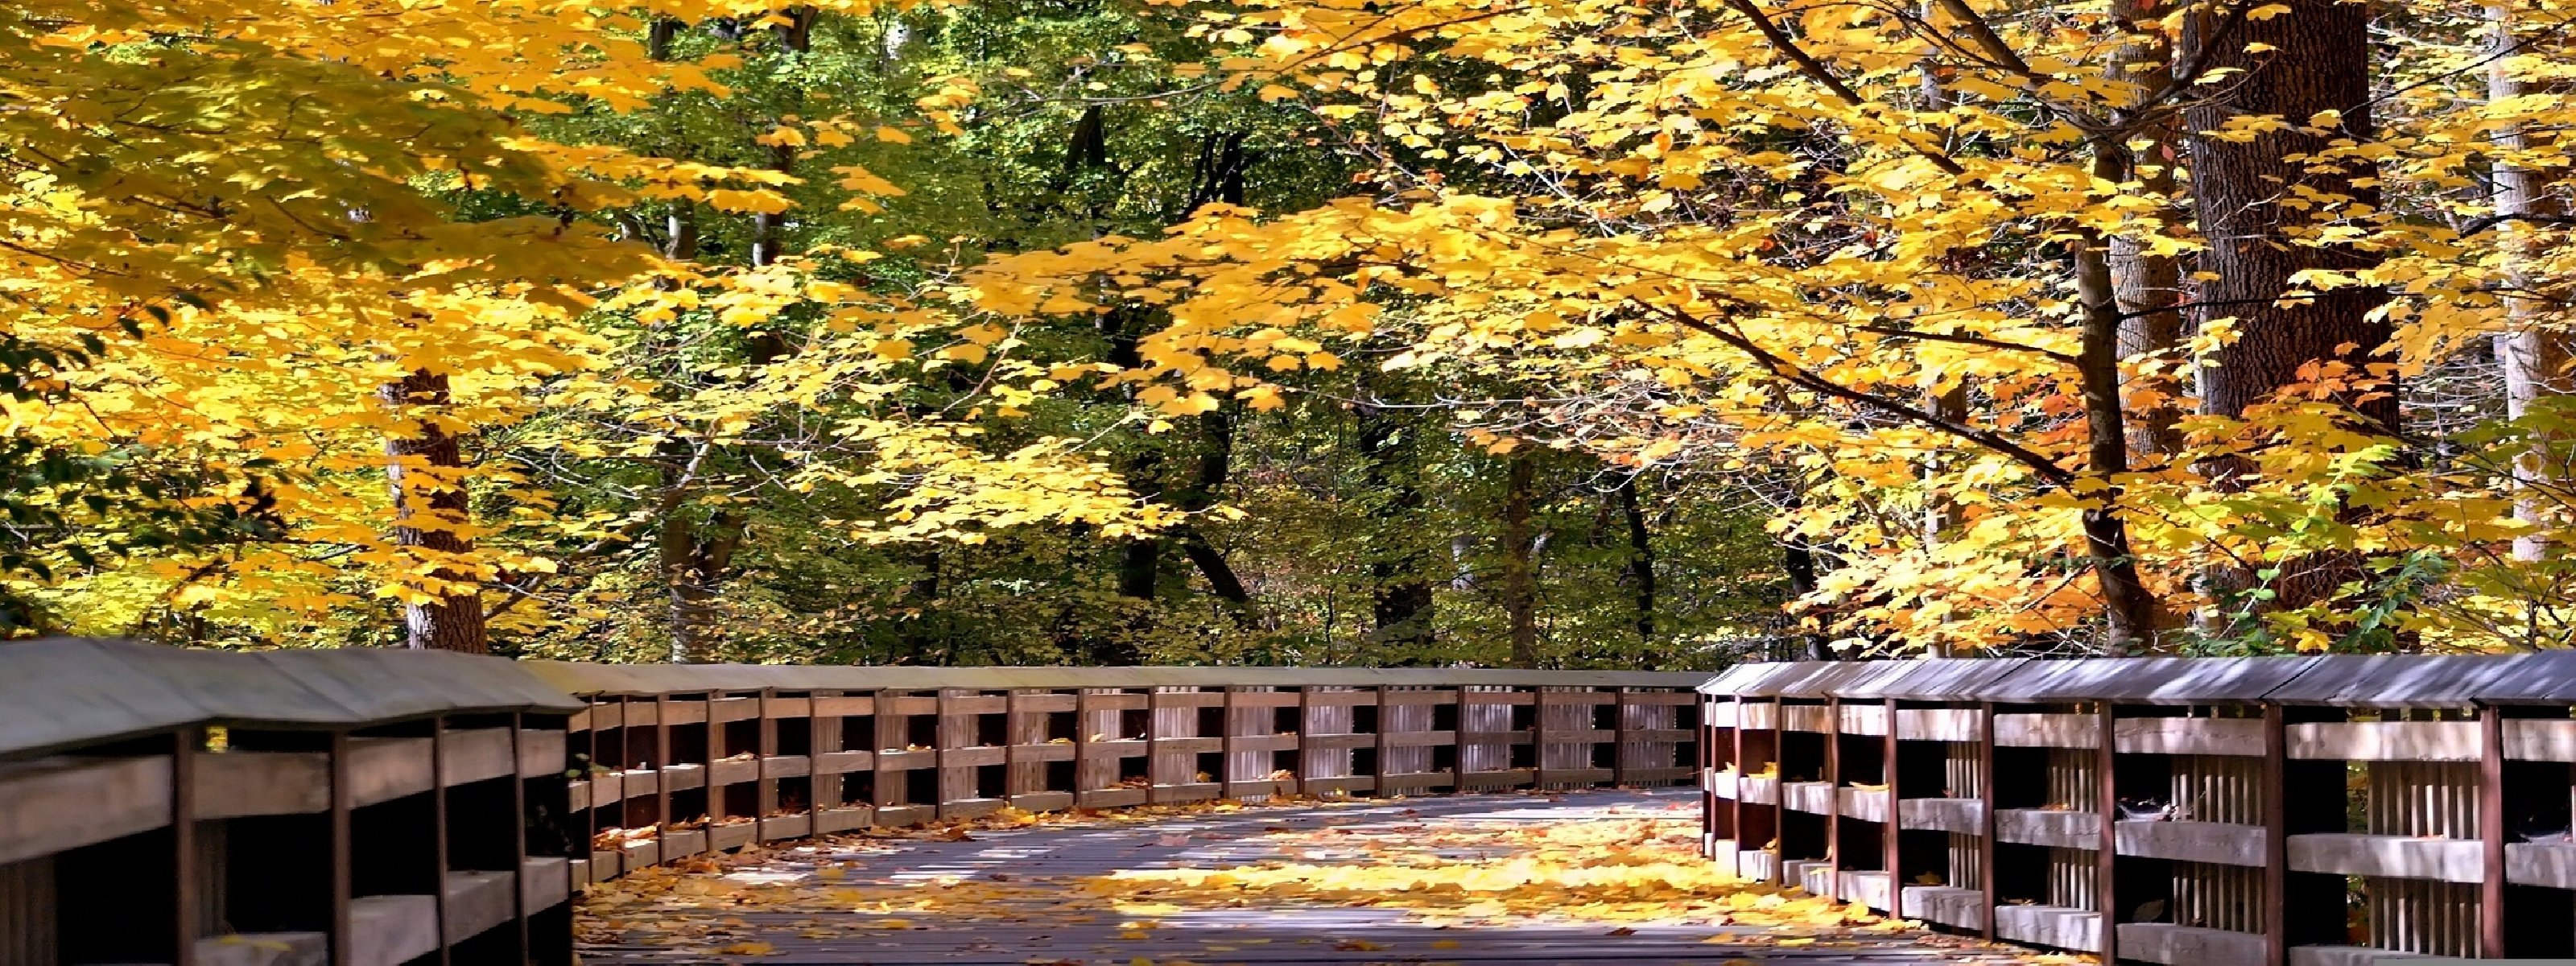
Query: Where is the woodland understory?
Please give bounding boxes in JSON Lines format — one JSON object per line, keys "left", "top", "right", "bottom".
{"left": 9, "top": 0, "right": 2576, "bottom": 665}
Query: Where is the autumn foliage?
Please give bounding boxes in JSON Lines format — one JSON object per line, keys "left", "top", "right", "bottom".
{"left": 9, "top": 0, "right": 2576, "bottom": 658}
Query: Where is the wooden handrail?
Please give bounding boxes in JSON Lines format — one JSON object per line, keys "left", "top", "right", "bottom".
{"left": 1699, "top": 656, "right": 2576, "bottom": 966}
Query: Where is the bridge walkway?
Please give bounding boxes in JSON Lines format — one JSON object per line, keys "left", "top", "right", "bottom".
{"left": 576, "top": 789, "right": 2038, "bottom": 965}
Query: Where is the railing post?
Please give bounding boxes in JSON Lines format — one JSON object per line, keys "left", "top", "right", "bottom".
{"left": 935, "top": 687, "right": 960, "bottom": 814}
{"left": 873, "top": 688, "right": 901, "bottom": 816}
{"left": 656, "top": 695, "right": 675, "bottom": 853}
{"left": 1976, "top": 700, "right": 1996, "bottom": 941}
{"left": 1219, "top": 687, "right": 1240, "bottom": 795}
{"left": 1290, "top": 687, "right": 1310, "bottom": 797}
{"left": 1613, "top": 687, "right": 1633, "bottom": 787}
{"left": 1003, "top": 690, "right": 1023, "bottom": 808}
{"left": 2480, "top": 704, "right": 2506, "bottom": 957}
{"left": 2095, "top": 700, "right": 2118, "bottom": 964}
{"left": 2262, "top": 701, "right": 2288, "bottom": 966}
{"left": 328, "top": 730, "right": 353, "bottom": 966}
{"left": 430, "top": 716, "right": 452, "bottom": 965}
{"left": 1144, "top": 688, "right": 1166, "bottom": 807}
{"left": 1371, "top": 685, "right": 1389, "bottom": 797}
{"left": 1532, "top": 686, "right": 1552, "bottom": 789}
{"left": 1824, "top": 695, "right": 1841, "bottom": 901}
{"left": 757, "top": 688, "right": 778, "bottom": 828}
{"left": 1885, "top": 697, "right": 1901, "bottom": 918}
{"left": 510, "top": 711, "right": 531, "bottom": 963}
{"left": 1731, "top": 696, "right": 1748, "bottom": 877}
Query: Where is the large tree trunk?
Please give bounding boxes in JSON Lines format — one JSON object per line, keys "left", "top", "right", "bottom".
{"left": 382, "top": 369, "right": 487, "bottom": 653}
{"left": 2491, "top": 2, "right": 2570, "bottom": 563}
{"left": 2186, "top": 0, "right": 2387, "bottom": 609}
{"left": 2186, "top": 0, "right": 2388, "bottom": 422}
{"left": 1500, "top": 455, "right": 1540, "bottom": 668}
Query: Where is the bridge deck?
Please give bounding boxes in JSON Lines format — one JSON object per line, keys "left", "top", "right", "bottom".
{"left": 576, "top": 789, "right": 2040, "bottom": 964}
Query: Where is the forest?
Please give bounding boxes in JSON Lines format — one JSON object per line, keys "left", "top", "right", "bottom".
{"left": 4, "top": 0, "right": 2573, "bottom": 667}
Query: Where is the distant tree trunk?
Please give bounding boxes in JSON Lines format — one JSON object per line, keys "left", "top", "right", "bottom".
{"left": 1915, "top": 2, "right": 1970, "bottom": 659}
{"left": 747, "top": 7, "right": 815, "bottom": 275}
{"left": 1172, "top": 408, "right": 1253, "bottom": 616}
{"left": 2491, "top": 2, "right": 2570, "bottom": 563}
{"left": 2111, "top": 0, "right": 2186, "bottom": 459}
{"left": 1616, "top": 472, "right": 1657, "bottom": 646}
{"left": 382, "top": 369, "right": 487, "bottom": 653}
{"left": 646, "top": 15, "right": 682, "bottom": 60}
{"left": 1357, "top": 395, "right": 1435, "bottom": 650}
{"left": 1501, "top": 455, "right": 1541, "bottom": 668}
{"left": 1783, "top": 538, "right": 1827, "bottom": 661}
{"left": 2186, "top": 0, "right": 2386, "bottom": 608}
{"left": 1098, "top": 306, "right": 1162, "bottom": 662}
{"left": 1923, "top": 384, "right": 1967, "bottom": 540}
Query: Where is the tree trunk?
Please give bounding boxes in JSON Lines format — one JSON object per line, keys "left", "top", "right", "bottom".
{"left": 1170, "top": 408, "right": 1253, "bottom": 616}
{"left": 1357, "top": 396, "right": 1435, "bottom": 650}
{"left": 2186, "top": 0, "right": 2387, "bottom": 609}
{"left": 2186, "top": 0, "right": 2388, "bottom": 423}
{"left": 2491, "top": 2, "right": 2569, "bottom": 563}
{"left": 747, "top": 7, "right": 815, "bottom": 274}
{"left": 1617, "top": 472, "right": 1657, "bottom": 646}
{"left": 2076, "top": 196, "right": 2161, "bottom": 654}
{"left": 382, "top": 369, "right": 487, "bottom": 653}
{"left": 2111, "top": 0, "right": 2186, "bottom": 458}
{"left": 646, "top": 15, "right": 682, "bottom": 60}
{"left": 1783, "top": 537, "right": 1827, "bottom": 661}
{"left": 1501, "top": 455, "right": 1540, "bottom": 668}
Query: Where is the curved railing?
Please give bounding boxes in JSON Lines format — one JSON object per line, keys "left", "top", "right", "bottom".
{"left": 0, "top": 638, "right": 1710, "bottom": 965}
{"left": 1697, "top": 654, "right": 2576, "bottom": 966}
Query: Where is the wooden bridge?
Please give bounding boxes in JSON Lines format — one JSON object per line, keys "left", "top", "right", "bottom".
{"left": 2, "top": 641, "right": 2570, "bottom": 965}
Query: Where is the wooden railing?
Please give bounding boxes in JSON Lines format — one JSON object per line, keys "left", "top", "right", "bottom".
{"left": 522, "top": 662, "right": 1708, "bottom": 888}
{"left": 1697, "top": 655, "right": 2576, "bottom": 966}
{"left": 0, "top": 639, "right": 1708, "bottom": 966}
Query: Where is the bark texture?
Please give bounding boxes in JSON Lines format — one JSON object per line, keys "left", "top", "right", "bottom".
{"left": 2110, "top": 0, "right": 2186, "bottom": 458}
{"left": 383, "top": 369, "right": 487, "bottom": 653}
{"left": 2185, "top": 0, "right": 2388, "bottom": 424}
{"left": 2490, "top": 2, "right": 2570, "bottom": 562}
{"left": 2185, "top": 0, "right": 2387, "bottom": 610}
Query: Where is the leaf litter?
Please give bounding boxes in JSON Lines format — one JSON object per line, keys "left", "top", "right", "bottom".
{"left": 579, "top": 791, "right": 2071, "bottom": 964}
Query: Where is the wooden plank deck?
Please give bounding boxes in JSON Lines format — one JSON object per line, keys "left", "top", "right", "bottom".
{"left": 576, "top": 789, "right": 2035, "bottom": 964}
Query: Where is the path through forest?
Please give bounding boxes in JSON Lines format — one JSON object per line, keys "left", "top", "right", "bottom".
{"left": 575, "top": 788, "right": 2057, "bottom": 964}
